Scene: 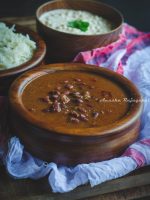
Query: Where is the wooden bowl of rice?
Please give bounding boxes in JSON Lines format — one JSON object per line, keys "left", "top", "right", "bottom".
{"left": 0, "top": 22, "right": 46, "bottom": 95}
{"left": 36, "top": 0, "right": 123, "bottom": 63}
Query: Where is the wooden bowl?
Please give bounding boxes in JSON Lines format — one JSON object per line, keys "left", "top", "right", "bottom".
{"left": 9, "top": 63, "right": 143, "bottom": 165}
{"left": 0, "top": 22, "right": 46, "bottom": 95}
{"left": 36, "top": 0, "right": 123, "bottom": 63}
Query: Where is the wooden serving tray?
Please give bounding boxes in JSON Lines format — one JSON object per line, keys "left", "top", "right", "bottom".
{"left": 0, "top": 16, "right": 150, "bottom": 200}
{"left": 0, "top": 164, "right": 150, "bottom": 200}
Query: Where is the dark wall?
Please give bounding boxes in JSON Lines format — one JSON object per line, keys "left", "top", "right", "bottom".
{"left": 0, "top": 0, "right": 149, "bottom": 31}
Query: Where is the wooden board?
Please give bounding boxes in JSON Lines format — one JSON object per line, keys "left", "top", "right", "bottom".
{"left": 1, "top": 165, "right": 150, "bottom": 200}
{"left": 0, "top": 16, "right": 150, "bottom": 200}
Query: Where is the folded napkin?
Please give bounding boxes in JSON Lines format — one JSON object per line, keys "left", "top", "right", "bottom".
{"left": 1, "top": 23, "right": 150, "bottom": 193}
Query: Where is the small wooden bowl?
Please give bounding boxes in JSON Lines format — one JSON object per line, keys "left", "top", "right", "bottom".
{"left": 36, "top": 0, "right": 124, "bottom": 63}
{"left": 0, "top": 22, "right": 46, "bottom": 95}
{"left": 9, "top": 63, "right": 143, "bottom": 166}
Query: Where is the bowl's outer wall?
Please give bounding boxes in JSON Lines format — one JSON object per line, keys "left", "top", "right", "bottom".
{"left": 10, "top": 111, "right": 140, "bottom": 165}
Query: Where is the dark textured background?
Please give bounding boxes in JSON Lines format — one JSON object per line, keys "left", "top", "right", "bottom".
{"left": 0, "top": 0, "right": 149, "bottom": 31}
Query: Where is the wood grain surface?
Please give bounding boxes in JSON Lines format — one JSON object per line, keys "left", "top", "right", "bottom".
{"left": 0, "top": 16, "right": 150, "bottom": 200}
{"left": 1, "top": 165, "right": 150, "bottom": 200}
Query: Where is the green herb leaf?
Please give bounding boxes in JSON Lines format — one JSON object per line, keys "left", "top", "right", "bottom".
{"left": 67, "top": 20, "right": 89, "bottom": 32}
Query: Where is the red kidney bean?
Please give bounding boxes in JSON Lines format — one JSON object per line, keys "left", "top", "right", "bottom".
{"left": 52, "top": 94, "right": 59, "bottom": 100}
{"left": 86, "top": 103, "right": 93, "bottom": 108}
{"left": 77, "top": 107, "right": 87, "bottom": 113}
{"left": 80, "top": 114, "right": 88, "bottom": 121}
{"left": 92, "top": 112, "right": 99, "bottom": 119}
{"left": 89, "top": 86, "right": 95, "bottom": 89}
{"left": 69, "top": 111, "right": 80, "bottom": 118}
{"left": 64, "top": 90, "right": 70, "bottom": 95}
{"left": 52, "top": 101, "right": 62, "bottom": 112}
{"left": 64, "top": 80, "right": 69, "bottom": 84}
{"left": 56, "top": 86, "right": 61, "bottom": 90}
{"left": 39, "top": 96, "right": 52, "bottom": 104}
{"left": 101, "top": 90, "right": 112, "bottom": 99}
{"left": 74, "top": 78, "right": 81, "bottom": 82}
{"left": 70, "top": 117, "right": 80, "bottom": 123}
{"left": 75, "top": 99, "right": 84, "bottom": 104}
{"left": 65, "top": 84, "right": 74, "bottom": 90}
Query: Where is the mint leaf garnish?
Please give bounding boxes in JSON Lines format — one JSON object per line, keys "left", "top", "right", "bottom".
{"left": 67, "top": 20, "right": 89, "bottom": 32}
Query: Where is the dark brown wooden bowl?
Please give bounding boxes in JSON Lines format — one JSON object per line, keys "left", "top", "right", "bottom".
{"left": 0, "top": 22, "right": 46, "bottom": 95}
{"left": 9, "top": 63, "right": 143, "bottom": 166}
{"left": 36, "top": 0, "right": 124, "bottom": 63}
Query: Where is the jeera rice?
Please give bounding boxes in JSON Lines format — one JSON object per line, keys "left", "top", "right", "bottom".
{"left": 0, "top": 22, "right": 36, "bottom": 70}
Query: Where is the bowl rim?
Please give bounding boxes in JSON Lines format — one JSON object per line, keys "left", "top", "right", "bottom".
{"left": 36, "top": 0, "right": 124, "bottom": 37}
{"left": 0, "top": 21, "right": 46, "bottom": 78}
{"left": 9, "top": 63, "right": 143, "bottom": 138}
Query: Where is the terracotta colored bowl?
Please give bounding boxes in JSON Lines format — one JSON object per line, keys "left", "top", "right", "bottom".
{"left": 36, "top": 0, "right": 123, "bottom": 63}
{"left": 0, "top": 22, "right": 46, "bottom": 95}
{"left": 9, "top": 63, "right": 143, "bottom": 165}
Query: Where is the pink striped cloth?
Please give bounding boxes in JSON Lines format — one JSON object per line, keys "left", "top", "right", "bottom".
{"left": 0, "top": 23, "right": 150, "bottom": 193}
{"left": 74, "top": 23, "right": 150, "bottom": 168}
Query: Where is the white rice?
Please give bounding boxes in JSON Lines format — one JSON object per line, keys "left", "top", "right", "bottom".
{"left": 0, "top": 22, "right": 36, "bottom": 70}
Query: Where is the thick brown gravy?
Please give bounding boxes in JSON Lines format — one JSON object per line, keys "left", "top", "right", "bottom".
{"left": 22, "top": 71, "right": 129, "bottom": 129}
